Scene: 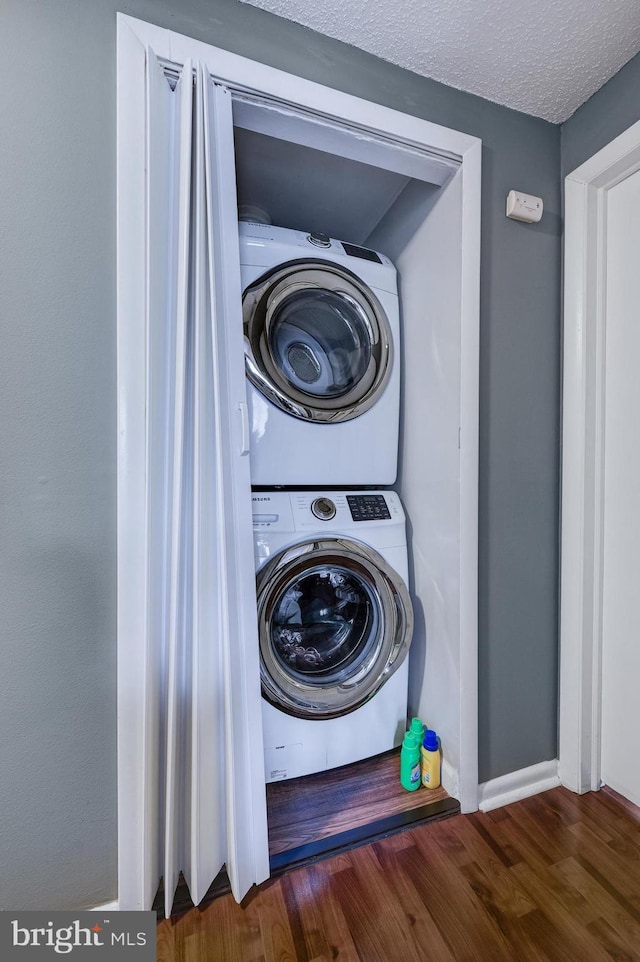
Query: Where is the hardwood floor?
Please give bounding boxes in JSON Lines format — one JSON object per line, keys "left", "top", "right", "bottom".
{"left": 155, "top": 750, "right": 456, "bottom": 917}
{"left": 157, "top": 786, "right": 640, "bottom": 961}
{"left": 267, "top": 749, "right": 454, "bottom": 856}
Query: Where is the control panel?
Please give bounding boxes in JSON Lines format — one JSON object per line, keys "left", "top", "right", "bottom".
{"left": 346, "top": 494, "right": 391, "bottom": 522}
{"left": 252, "top": 490, "right": 403, "bottom": 530}
{"left": 238, "top": 221, "right": 393, "bottom": 270}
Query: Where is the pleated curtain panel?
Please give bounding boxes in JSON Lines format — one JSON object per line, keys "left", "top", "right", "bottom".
{"left": 118, "top": 48, "right": 269, "bottom": 917}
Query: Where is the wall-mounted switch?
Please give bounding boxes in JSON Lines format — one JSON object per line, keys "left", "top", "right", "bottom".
{"left": 506, "top": 189, "right": 543, "bottom": 223}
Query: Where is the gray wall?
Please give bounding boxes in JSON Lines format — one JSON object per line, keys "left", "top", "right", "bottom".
{"left": 562, "top": 50, "right": 640, "bottom": 176}
{"left": 1, "top": 0, "right": 561, "bottom": 909}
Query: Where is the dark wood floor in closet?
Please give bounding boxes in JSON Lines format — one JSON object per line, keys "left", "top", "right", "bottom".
{"left": 157, "top": 749, "right": 457, "bottom": 918}
{"left": 267, "top": 748, "right": 458, "bottom": 871}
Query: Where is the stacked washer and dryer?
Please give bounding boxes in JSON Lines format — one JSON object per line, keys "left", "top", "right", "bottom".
{"left": 240, "top": 221, "right": 414, "bottom": 782}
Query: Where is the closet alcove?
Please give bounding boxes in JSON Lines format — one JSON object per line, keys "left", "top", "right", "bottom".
{"left": 117, "top": 14, "right": 480, "bottom": 914}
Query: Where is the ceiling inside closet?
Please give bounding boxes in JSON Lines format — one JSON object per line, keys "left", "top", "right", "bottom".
{"left": 239, "top": 0, "right": 640, "bottom": 123}
{"left": 233, "top": 126, "right": 438, "bottom": 244}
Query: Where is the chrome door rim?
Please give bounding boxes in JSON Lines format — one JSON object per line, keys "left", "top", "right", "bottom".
{"left": 256, "top": 537, "right": 413, "bottom": 719}
{"left": 243, "top": 260, "right": 393, "bottom": 423}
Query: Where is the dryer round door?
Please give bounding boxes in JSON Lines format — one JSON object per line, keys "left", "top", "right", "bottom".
{"left": 243, "top": 260, "right": 393, "bottom": 423}
{"left": 256, "top": 538, "right": 413, "bottom": 719}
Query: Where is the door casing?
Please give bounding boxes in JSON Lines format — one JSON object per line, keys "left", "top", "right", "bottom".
{"left": 560, "top": 117, "right": 640, "bottom": 794}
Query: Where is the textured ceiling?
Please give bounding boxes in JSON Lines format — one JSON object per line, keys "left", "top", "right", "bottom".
{"left": 239, "top": 0, "right": 640, "bottom": 123}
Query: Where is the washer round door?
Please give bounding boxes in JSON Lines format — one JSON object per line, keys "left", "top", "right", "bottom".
{"left": 256, "top": 538, "right": 413, "bottom": 719}
{"left": 243, "top": 260, "right": 393, "bottom": 423}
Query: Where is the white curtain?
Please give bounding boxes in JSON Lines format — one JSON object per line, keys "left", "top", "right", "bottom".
{"left": 118, "top": 48, "right": 269, "bottom": 916}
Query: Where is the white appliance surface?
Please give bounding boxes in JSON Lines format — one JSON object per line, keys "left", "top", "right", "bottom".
{"left": 240, "top": 222, "right": 401, "bottom": 486}
{"left": 254, "top": 489, "right": 411, "bottom": 782}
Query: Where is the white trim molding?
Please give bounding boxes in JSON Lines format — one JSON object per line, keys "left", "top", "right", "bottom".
{"left": 441, "top": 757, "right": 459, "bottom": 802}
{"left": 478, "top": 760, "right": 560, "bottom": 813}
{"left": 559, "top": 117, "right": 640, "bottom": 795}
{"left": 457, "top": 136, "right": 482, "bottom": 814}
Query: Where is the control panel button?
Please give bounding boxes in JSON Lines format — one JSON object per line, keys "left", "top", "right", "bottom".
{"left": 307, "top": 231, "right": 331, "bottom": 248}
{"left": 311, "top": 497, "right": 337, "bottom": 521}
{"left": 346, "top": 494, "right": 391, "bottom": 522}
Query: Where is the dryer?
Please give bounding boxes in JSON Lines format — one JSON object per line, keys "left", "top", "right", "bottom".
{"left": 240, "top": 223, "right": 401, "bottom": 486}
{"left": 253, "top": 489, "right": 414, "bottom": 782}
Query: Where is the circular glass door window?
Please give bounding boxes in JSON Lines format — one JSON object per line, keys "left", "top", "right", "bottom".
{"left": 270, "top": 564, "right": 380, "bottom": 684}
{"left": 256, "top": 538, "right": 413, "bottom": 719}
{"left": 243, "top": 261, "right": 393, "bottom": 423}
{"left": 268, "top": 290, "right": 372, "bottom": 399}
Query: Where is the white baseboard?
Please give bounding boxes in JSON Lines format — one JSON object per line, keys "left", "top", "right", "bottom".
{"left": 478, "top": 759, "right": 560, "bottom": 813}
{"left": 89, "top": 900, "right": 120, "bottom": 912}
{"left": 441, "top": 757, "right": 459, "bottom": 800}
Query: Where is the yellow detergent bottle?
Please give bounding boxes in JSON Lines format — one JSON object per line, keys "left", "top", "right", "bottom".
{"left": 420, "top": 729, "right": 441, "bottom": 789}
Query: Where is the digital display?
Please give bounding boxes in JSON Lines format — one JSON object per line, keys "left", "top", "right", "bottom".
{"left": 346, "top": 494, "right": 391, "bottom": 521}
{"left": 342, "top": 242, "right": 383, "bottom": 264}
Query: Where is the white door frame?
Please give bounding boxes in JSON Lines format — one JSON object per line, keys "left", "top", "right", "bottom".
{"left": 117, "top": 13, "right": 481, "bottom": 907}
{"left": 559, "top": 118, "right": 640, "bottom": 794}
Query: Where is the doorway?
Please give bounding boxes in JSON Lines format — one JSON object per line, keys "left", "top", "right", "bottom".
{"left": 117, "top": 12, "right": 481, "bottom": 910}
{"left": 559, "top": 116, "right": 640, "bottom": 800}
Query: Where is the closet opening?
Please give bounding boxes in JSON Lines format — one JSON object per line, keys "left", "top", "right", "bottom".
{"left": 117, "top": 15, "right": 479, "bottom": 912}
{"left": 231, "top": 100, "right": 469, "bottom": 861}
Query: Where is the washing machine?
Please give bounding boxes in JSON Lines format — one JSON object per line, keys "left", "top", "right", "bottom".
{"left": 240, "top": 222, "right": 401, "bottom": 486}
{"left": 253, "top": 489, "right": 414, "bottom": 782}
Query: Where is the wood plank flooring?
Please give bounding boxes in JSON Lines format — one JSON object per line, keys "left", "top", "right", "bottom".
{"left": 157, "top": 786, "right": 640, "bottom": 961}
{"left": 267, "top": 749, "right": 452, "bottom": 855}
{"left": 155, "top": 750, "right": 455, "bottom": 917}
